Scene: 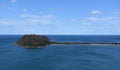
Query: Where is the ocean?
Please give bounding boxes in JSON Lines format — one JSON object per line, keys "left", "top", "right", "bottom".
{"left": 0, "top": 35, "right": 120, "bottom": 70}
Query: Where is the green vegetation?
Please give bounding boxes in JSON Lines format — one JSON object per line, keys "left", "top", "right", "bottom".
{"left": 16, "top": 34, "right": 50, "bottom": 48}
{"left": 16, "top": 35, "right": 120, "bottom": 48}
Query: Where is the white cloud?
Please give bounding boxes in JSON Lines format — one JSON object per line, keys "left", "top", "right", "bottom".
{"left": 11, "top": 0, "right": 16, "bottom": 3}
{"left": 0, "top": 13, "right": 56, "bottom": 26}
{"left": 73, "top": 16, "right": 120, "bottom": 25}
{"left": 20, "top": 13, "right": 55, "bottom": 19}
{"left": 91, "top": 10, "right": 102, "bottom": 15}
{"left": 101, "top": 17, "right": 120, "bottom": 21}
{"left": 19, "top": 13, "right": 56, "bottom": 24}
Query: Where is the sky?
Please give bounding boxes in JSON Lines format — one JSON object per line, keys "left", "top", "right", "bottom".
{"left": 0, "top": 0, "right": 120, "bottom": 35}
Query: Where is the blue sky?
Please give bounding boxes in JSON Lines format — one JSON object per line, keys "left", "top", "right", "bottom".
{"left": 0, "top": 0, "right": 120, "bottom": 35}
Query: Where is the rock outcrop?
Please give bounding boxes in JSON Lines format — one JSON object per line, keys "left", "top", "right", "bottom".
{"left": 16, "top": 34, "right": 120, "bottom": 48}
{"left": 16, "top": 34, "right": 50, "bottom": 48}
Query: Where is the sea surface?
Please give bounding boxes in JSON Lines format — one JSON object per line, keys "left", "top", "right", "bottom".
{"left": 1, "top": 35, "right": 120, "bottom": 70}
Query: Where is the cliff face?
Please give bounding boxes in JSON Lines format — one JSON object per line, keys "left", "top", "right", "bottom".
{"left": 16, "top": 35, "right": 50, "bottom": 48}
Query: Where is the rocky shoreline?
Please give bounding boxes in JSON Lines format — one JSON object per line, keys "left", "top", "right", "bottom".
{"left": 16, "top": 35, "right": 120, "bottom": 48}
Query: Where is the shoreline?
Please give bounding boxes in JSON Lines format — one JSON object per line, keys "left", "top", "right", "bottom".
{"left": 16, "top": 35, "right": 120, "bottom": 48}
{"left": 50, "top": 42, "right": 120, "bottom": 46}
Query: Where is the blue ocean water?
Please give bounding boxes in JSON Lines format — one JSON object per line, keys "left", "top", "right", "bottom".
{"left": 1, "top": 35, "right": 120, "bottom": 70}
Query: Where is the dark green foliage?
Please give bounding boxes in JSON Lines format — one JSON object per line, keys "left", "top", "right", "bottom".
{"left": 16, "top": 35, "right": 50, "bottom": 48}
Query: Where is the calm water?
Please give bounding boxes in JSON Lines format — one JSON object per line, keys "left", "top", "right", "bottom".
{"left": 0, "top": 35, "right": 120, "bottom": 70}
